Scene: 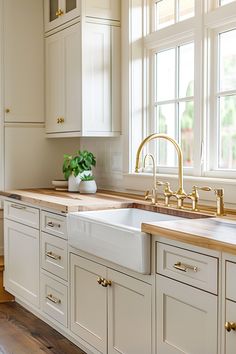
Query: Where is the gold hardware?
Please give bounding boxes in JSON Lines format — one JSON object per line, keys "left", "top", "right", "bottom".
{"left": 46, "top": 251, "right": 61, "bottom": 261}
{"left": 135, "top": 134, "right": 186, "bottom": 208}
{"left": 5, "top": 108, "right": 10, "bottom": 113}
{"left": 11, "top": 204, "right": 27, "bottom": 210}
{"left": 57, "top": 117, "right": 65, "bottom": 124}
{"left": 101, "top": 279, "right": 112, "bottom": 287}
{"left": 156, "top": 181, "right": 174, "bottom": 206}
{"left": 143, "top": 154, "right": 159, "bottom": 205}
{"left": 56, "top": 8, "right": 64, "bottom": 17}
{"left": 173, "top": 262, "right": 198, "bottom": 273}
{"left": 225, "top": 322, "right": 236, "bottom": 332}
{"left": 46, "top": 294, "right": 61, "bottom": 304}
{"left": 97, "top": 277, "right": 104, "bottom": 285}
{"left": 214, "top": 188, "right": 225, "bottom": 216}
{"left": 187, "top": 186, "right": 212, "bottom": 211}
{"left": 47, "top": 221, "right": 61, "bottom": 228}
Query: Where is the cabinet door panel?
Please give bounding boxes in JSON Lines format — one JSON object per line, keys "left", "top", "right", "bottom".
{"left": 225, "top": 300, "right": 236, "bottom": 354}
{"left": 108, "top": 269, "right": 152, "bottom": 354}
{"left": 70, "top": 254, "right": 107, "bottom": 354}
{"left": 85, "top": 0, "right": 120, "bottom": 21}
{"left": 83, "top": 23, "right": 111, "bottom": 133}
{"left": 44, "top": 0, "right": 80, "bottom": 32}
{"left": 4, "top": 0, "right": 44, "bottom": 123}
{"left": 156, "top": 275, "right": 218, "bottom": 354}
{"left": 4, "top": 220, "right": 39, "bottom": 307}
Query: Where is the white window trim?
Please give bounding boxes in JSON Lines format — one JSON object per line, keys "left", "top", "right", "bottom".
{"left": 122, "top": 0, "right": 236, "bottom": 203}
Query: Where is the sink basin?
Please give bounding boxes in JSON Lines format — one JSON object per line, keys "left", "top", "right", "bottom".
{"left": 68, "top": 208, "right": 184, "bottom": 274}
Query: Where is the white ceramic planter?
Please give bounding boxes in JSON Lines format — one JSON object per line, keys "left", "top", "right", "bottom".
{"left": 68, "top": 175, "right": 81, "bottom": 192}
{"left": 79, "top": 180, "right": 97, "bottom": 194}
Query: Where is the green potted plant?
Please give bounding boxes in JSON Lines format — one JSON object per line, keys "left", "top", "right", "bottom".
{"left": 79, "top": 175, "right": 97, "bottom": 194}
{"left": 63, "top": 150, "right": 96, "bottom": 192}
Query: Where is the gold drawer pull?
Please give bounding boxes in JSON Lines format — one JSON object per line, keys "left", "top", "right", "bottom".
{"left": 173, "top": 262, "right": 198, "bottom": 273}
{"left": 47, "top": 221, "right": 61, "bottom": 228}
{"left": 55, "top": 8, "right": 64, "bottom": 17}
{"left": 46, "top": 251, "right": 61, "bottom": 261}
{"left": 11, "top": 204, "right": 27, "bottom": 210}
{"left": 225, "top": 322, "right": 236, "bottom": 332}
{"left": 97, "top": 277, "right": 104, "bottom": 284}
{"left": 101, "top": 279, "right": 112, "bottom": 287}
{"left": 46, "top": 294, "right": 61, "bottom": 304}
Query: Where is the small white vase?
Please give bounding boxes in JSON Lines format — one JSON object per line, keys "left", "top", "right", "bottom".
{"left": 79, "top": 180, "right": 97, "bottom": 194}
{"left": 68, "top": 174, "right": 81, "bottom": 192}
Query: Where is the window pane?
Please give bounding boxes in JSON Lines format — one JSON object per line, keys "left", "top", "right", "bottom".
{"left": 155, "top": 0, "right": 175, "bottom": 30}
{"left": 156, "top": 49, "right": 175, "bottom": 102}
{"left": 179, "top": 0, "right": 195, "bottom": 21}
{"left": 156, "top": 104, "right": 177, "bottom": 166}
{"left": 179, "top": 101, "right": 194, "bottom": 166}
{"left": 219, "top": 29, "right": 236, "bottom": 92}
{"left": 179, "top": 43, "right": 194, "bottom": 98}
{"left": 219, "top": 0, "right": 235, "bottom": 5}
{"left": 219, "top": 95, "right": 236, "bottom": 169}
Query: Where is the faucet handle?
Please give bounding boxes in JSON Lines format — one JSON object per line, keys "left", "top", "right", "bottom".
{"left": 144, "top": 190, "right": 151, "bottom": 200}
{"left": 192, "top": 185, "right": 212, "bottom": 193}
{"left": 214, "top": 188, "right": 224, "bottom": 197}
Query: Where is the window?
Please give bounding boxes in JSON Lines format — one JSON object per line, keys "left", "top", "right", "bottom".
{"left": 154, "top": 43, "right": 194, "bottom": 168}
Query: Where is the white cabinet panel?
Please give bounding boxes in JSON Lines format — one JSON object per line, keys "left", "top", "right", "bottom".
{"left": 70, "top": 254, "right": 107, "bottom": 354}
{"left": 108, "top": 269, "right": 152, "bottom": 354}
{"left": 156, "top": 275, "right": 218, "bottom": 354}
{"left": 226, "top": 261, "right": 236, "bottom": 302}
{"left": 4, "top": 220, "right": 39, "bottom": 307}
{"left": 4, "top": 0, "right": 44, "bottom": 123}
{"left": 41, "top": 211, "right": 67, "bottom": 239}
{"left": 225, "top": 300, "right": 236, "bottom": 354}
{"left": 4, "top": 201, "right": 39, "bottom": 229}
{"left": 46, "top": 22, "right": 81, "bottom": 134}
{"left": 85, "top": 0, "right": 120, "bottom": 21}
{"left": 83, "top": 23, "right": 111, "bottom": 133}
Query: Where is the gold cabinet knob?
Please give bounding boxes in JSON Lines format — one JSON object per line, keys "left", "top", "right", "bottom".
{"left": 97, "top": 277, "right": 103, "bottom": 285}
{"left": 57, "top": 117, "right": 65, "bottom": 124}
{"left": 101, "top": 279, "right": 112, "bottom": 287}
{"left": 56, "top": 8, "right": 64, "bottom": 17}
{"left": 5, "top": 108, "right": 10, "bottom": 113}
{"left": 225, "top": 322, "right": 236, "bottom": 332}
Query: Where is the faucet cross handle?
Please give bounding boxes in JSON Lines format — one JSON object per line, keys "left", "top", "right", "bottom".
{"left": 156, "top": 181, "right": 174, "bottom": 206}
{"left": 144, "top": 189, "right": 158, "bottom": 205}
{"left": 214, "top": 188, "right": 225, "bottom": 216}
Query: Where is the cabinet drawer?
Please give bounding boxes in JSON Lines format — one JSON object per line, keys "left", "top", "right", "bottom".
{"left": 225, "top": 299, "right": 236, "bottom": 353}
{"left": 41, "top": 232, "right": 68, "bottom": 280}
{"left": 226, "top": 261, "right": 236, "bottom": 301}
{"left": 4, "top": 201, "right": 39, "bottom": 229}
{"left": 41, "top": 211, "right": 67, "bottom": 239}
{"left": 156, "top": 242, "right": 218, "bottom": 294}
{"left": 41, "top": 272, "right": 68, "bottom": 327}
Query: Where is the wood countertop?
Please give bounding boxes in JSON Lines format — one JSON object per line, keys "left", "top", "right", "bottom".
{"left": 0, "top": 189, "right": 134, "bottom": 213}
{"left": 142, "top": 217, "right": 236, "bottom": 255}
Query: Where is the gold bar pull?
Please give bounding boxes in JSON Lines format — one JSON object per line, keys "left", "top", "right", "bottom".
{"left": 46, "top": 294, "right": 61, "bottom": 304}
{"left": 47, "top": 221, "right": 61, "bottom": 228}
{"left": 97, "top": 277, "right": 103, "bottom": 285}
{"left": 46, "top": 251, "right": 61, "bottom": 261}
{"left": 173, "top": 262, "right": 198, "bottom": 273}
{"left": 225, "top": 322, "right": 236, "bottom": 332}
{"left": 11, "top": 204, "right": 27, "bottom": 210}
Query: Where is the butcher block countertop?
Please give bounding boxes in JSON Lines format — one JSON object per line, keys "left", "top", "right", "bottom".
{"left": 142, "top": 217, "right": 236, "bottom": 255}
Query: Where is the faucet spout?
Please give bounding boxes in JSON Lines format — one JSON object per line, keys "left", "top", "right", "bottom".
{"left": 135, "top": 133, "right": 186, "bottom": 197}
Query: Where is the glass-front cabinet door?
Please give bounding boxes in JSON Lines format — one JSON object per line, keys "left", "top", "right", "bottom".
{"left": 44, "top": 0, "right": 80, "bottom": 32}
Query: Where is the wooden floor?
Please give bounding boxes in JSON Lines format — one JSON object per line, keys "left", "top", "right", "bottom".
{"left": 0, "top": 302, "right": 87, "bottom": 354}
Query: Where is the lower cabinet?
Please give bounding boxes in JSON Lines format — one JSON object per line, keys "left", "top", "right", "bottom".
{"left": 4, "top": 219, "right": 39, "bottom": 307}
{"left": 70, "top": 254, "right": 152, "bottom": 354}
{"left": 156, "top": 275, "right": 218, "bottom": 354}
{"left": 225, "top": 300, "right": 236, "bottom": 354}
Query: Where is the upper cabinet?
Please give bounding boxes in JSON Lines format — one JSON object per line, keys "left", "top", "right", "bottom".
{"left": 44, "top": 0, "right": 121, "bottom": 138}
{"left": 4, "top": 0, "right": 44, "bottom": 123}
{"left": 44, "top": 0, "right": 80, "bottom": 32}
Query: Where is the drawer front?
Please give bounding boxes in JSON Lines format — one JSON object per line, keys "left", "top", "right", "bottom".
{"left": 156, "top": 242, "right": 218, "bottom": 294}
{"left": 41, "top": 211, "right": 67, "bottom": 239}
{"left": 4, "top": 201, "right": 39, "bottom": 229}
{"left": 226, "top": 261, "right": 236, "bottom": 301}
{"left": 41, "top": 232, "right": 68, "bottom": 280}
{"left": 41, "top": 272, "right": 68, "bottom": 327}
{"left": 225, "top": 300, "right": 236, "bottom": 353}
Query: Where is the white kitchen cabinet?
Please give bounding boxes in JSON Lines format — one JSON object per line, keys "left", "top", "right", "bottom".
{"left": 46, "top": 21, "right": 121, "bottom": 137}
{"left": 4, "top": 0, "right": 44, "bottom": 123}
{"left": 225, "top": 300, "right": 236, "bottom": 354}
{"left": 45, "top": 22, "right": 82, "bottom": 134}
{"left": 85, "top": 0, "right": 120, "bottom": 21}
{"left": 156, "top": 275, "right": 218, "bottom": 354}
{"left": 70, "top": 254, "right": 152, "bottom": 354}
{"left": 4, "top": 219, "right": 39, "bottom": 307}
{"left": 44, "top": 0, "right": 80, "bottom": 32}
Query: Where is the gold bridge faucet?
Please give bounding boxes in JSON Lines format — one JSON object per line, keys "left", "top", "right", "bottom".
{"left": 135, "top": 133, "right": 187, "bottom": 208}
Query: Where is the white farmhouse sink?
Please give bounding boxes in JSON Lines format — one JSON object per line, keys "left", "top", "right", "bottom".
{"left": 68, "top": 208, "right": 183, "bottom": 274}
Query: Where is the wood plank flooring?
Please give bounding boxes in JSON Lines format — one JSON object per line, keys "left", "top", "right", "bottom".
{"left": 0, "top": 302, "right": 87, "bottom": 354}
